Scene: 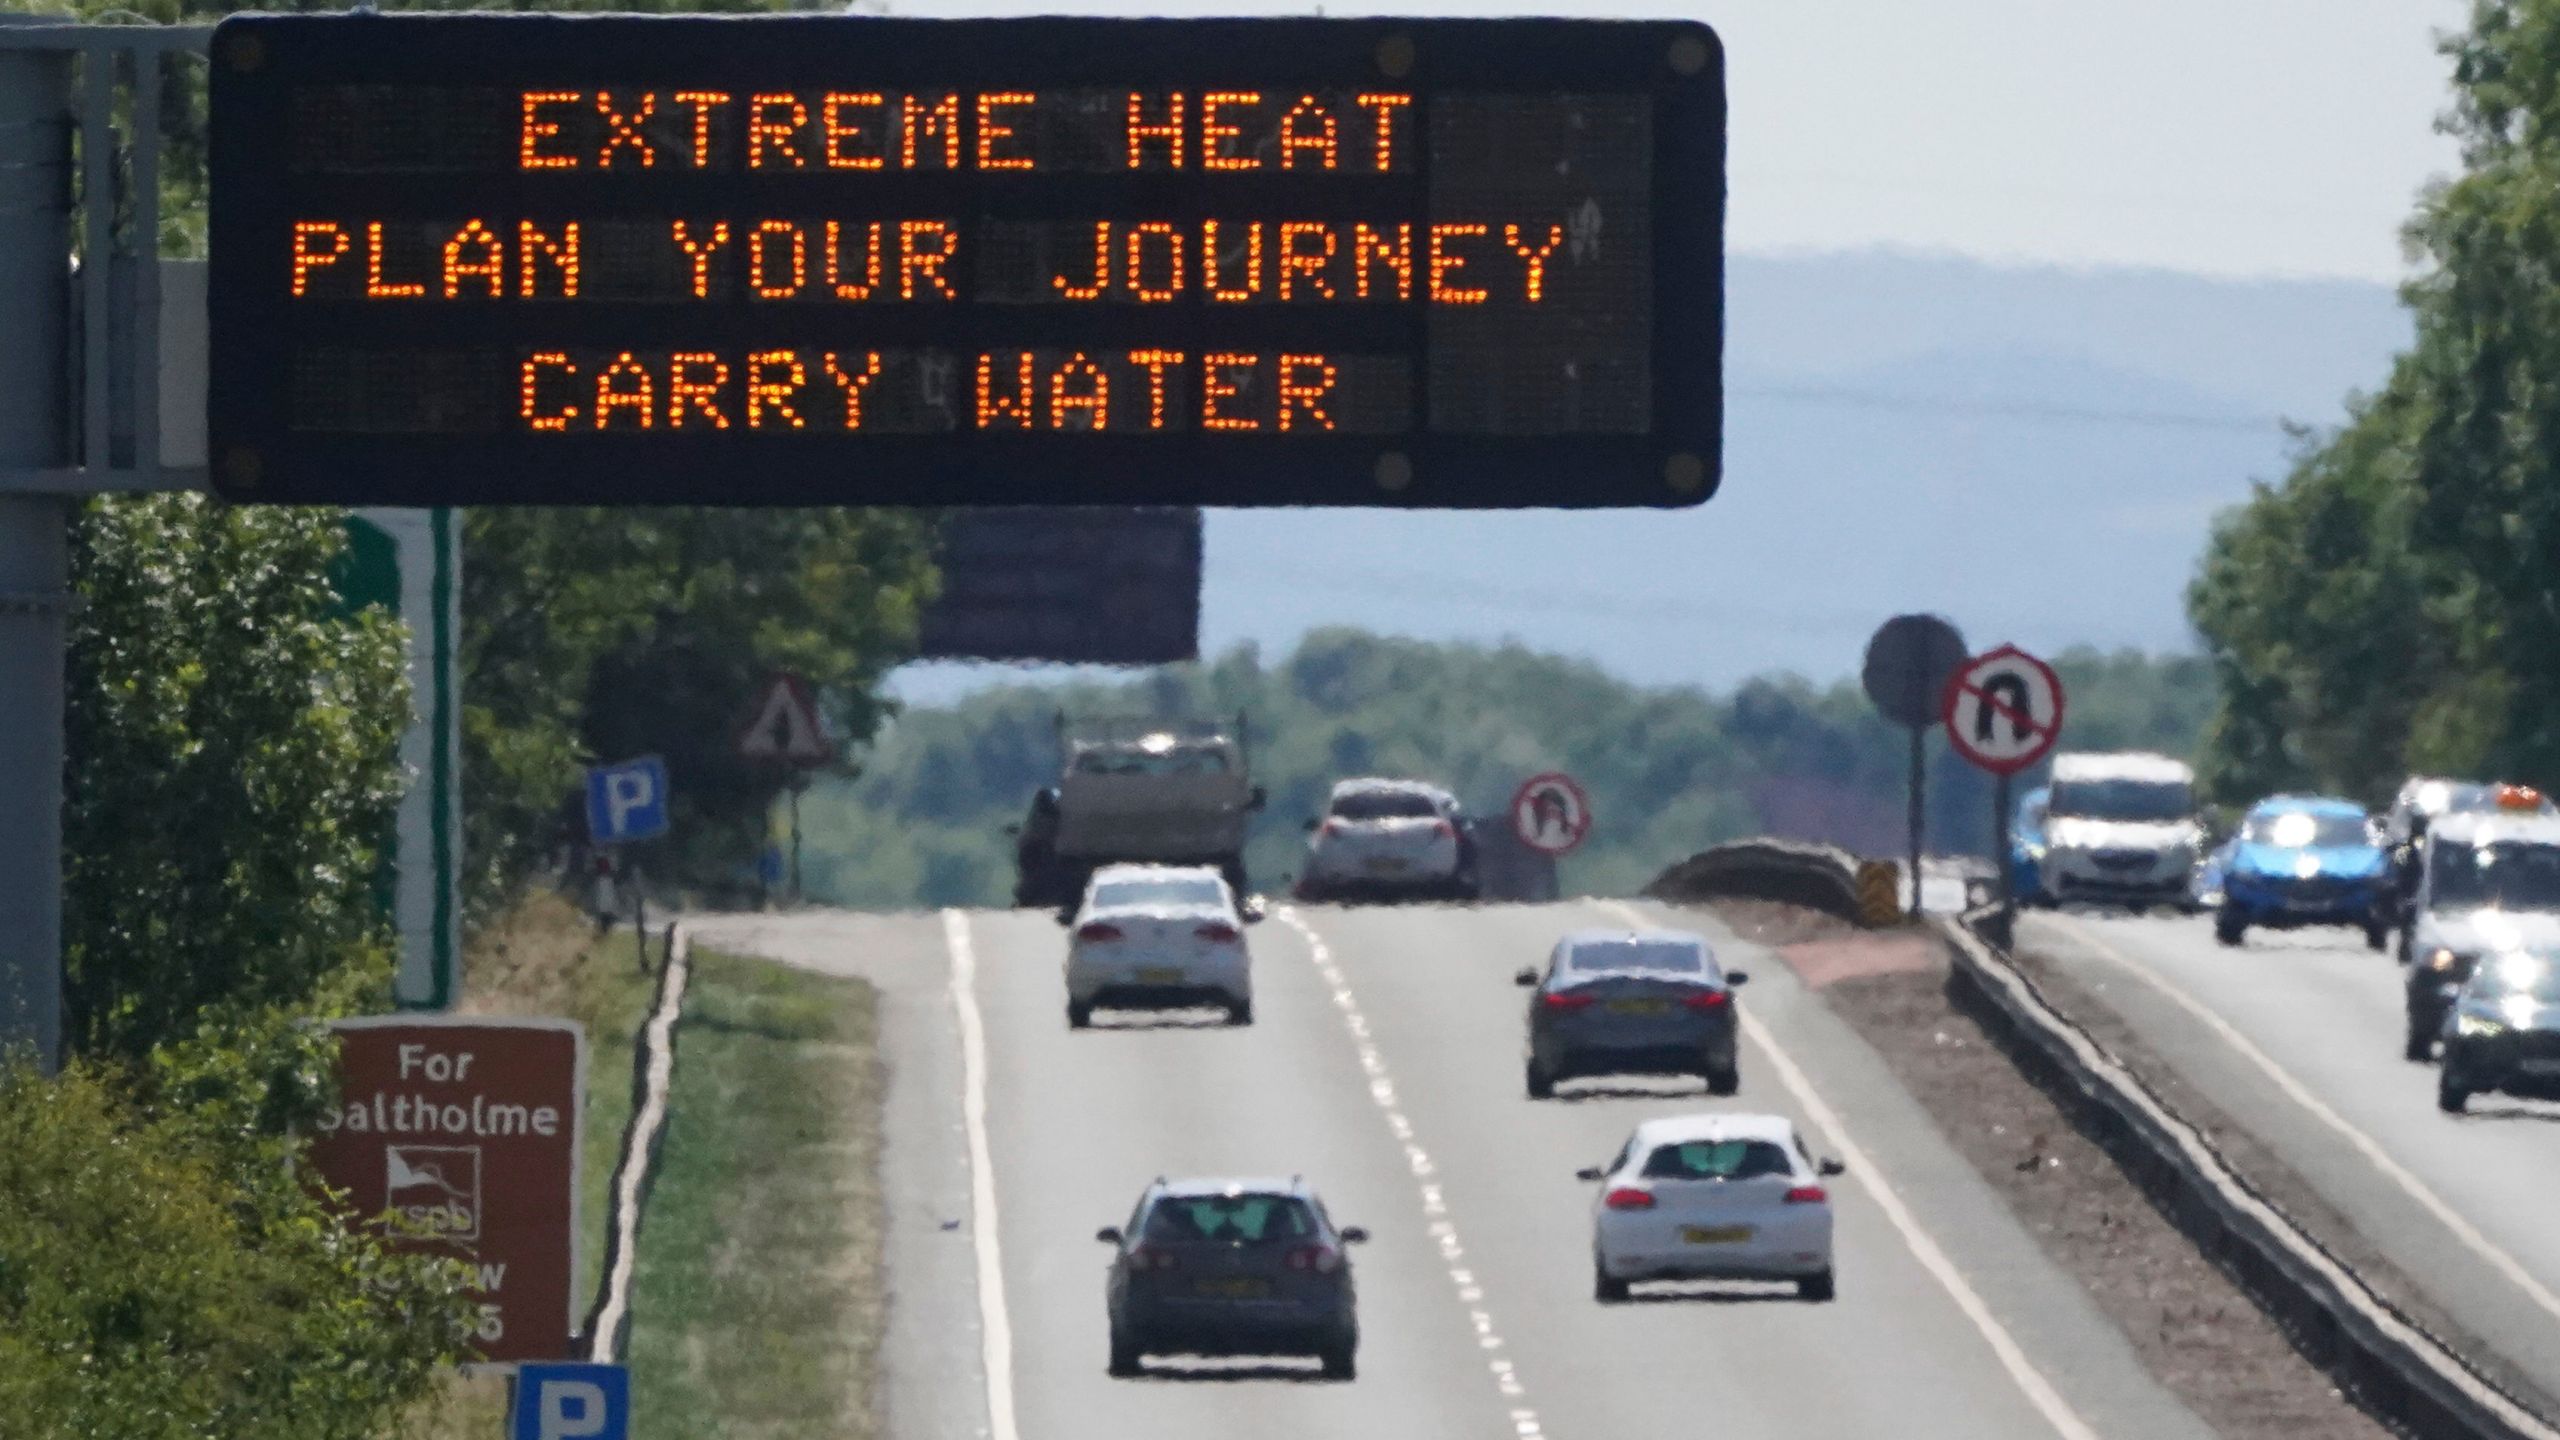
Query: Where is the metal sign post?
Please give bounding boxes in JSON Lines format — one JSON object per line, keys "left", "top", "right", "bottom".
{"left": 1941, "top": 644, "right": 2067, "bottom": 946}
{"left": 1861, "top": 614, "right": 1967, "bottom": 921}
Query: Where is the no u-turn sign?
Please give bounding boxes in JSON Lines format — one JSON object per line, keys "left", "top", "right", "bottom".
{"left": 1941, "top": 646, "right": 2065, "bottom": 775}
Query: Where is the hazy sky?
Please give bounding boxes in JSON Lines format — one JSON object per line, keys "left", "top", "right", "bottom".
{"left": 877, "top": 0, "right": 2471, "bottom": 281}
{"left": 883, "top": 2, "right": 2476, "bottom": 702}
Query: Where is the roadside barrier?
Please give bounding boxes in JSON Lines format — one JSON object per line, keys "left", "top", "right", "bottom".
{"left": 1643, "top": 839, "right": 1874, "bottom": 924}
{"left": 583, "top": 922, "right": 692, "bottom": 1361}
{"left": 1853, "top": 859, "right": 1902, "bottom": 927}
{"left": 1938, "top": 907, "right": 2560, "bottom": 1440}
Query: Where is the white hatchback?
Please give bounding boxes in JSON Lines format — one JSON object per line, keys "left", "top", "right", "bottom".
{"left": 1063, "top": 864, "right": 1259, "bottom": 1028}
{"left": 1580, "top": 1112, "right": 1843, "bottom": 1302}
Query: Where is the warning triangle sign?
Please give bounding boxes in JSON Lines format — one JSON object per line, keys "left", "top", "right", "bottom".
{"left": 737, "top": 674, "right": 832, "bottom": 766}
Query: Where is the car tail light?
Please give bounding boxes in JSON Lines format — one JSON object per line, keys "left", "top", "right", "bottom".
{"left": 1076, "top": 922, "right": 1124, "bottom": 943}
{"left": 1194, "top": 922, "right": 1242, "bottom": 943}
{"left": 1540, "top": 991, "right": 1596, "bottom": 1011}
{"left": 1682, "top": 989, "right": 1732, "bottom": 1011}
{"left": 1126, "top": 1246, "right": 1180, "bottom": 1272}
{"left": 1320, "top": 819, "right": 1344, "bottom": 837}
{"left": 1283, "top": 1245, "right": 1342, "bottom": 1274}
{"left": 1784, "top": 1185, "right": 1828, "bottom": 1205}
{"left": 1432, "top": 819, "right": 1456, "bottom": 840}
{"left": 1603, "top": 1187, "right": 1656, "bottom": 1211}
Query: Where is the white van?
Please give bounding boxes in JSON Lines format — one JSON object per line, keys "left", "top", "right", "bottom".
{"left": 2038, "top": 752, "right": 2204, "bottom": 910}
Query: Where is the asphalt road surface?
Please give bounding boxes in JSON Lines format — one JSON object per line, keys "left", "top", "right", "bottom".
{"left": 2024, "top": 911, "right": 2560, "bottom": 1404}
{"left": 696, "top": 900, "right": 2221, "bottom": 1440}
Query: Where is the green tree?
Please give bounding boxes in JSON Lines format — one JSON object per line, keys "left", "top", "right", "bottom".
{"left": 63, "top": 495, "right": 409, "bottom": 1062}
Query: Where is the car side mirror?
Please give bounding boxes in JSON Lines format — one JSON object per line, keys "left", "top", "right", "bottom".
{"left": 1054, "top": 910, "right": 1075, "bottom": 927}
{"left": 1724, "top": 970, "right": 1750, "bottom": 987}
{"left": 1096, "top": 1226, "right": 1123, "bottom": 1244}
{"left": 1513, "top": 968, "right": 1539, "bottom": 987}
{"left": 1818, "top": 1158, "right": 1845, "bottom": 1177}
{"left": 1339, "top": 1226, "right": 1369, "bottom": 1245}
{"left": 1302, "top": 817, "right": 1321, "bottom": 832}
{"left": 1574, "top": 1166, "right": 1606, "bottom": 1182}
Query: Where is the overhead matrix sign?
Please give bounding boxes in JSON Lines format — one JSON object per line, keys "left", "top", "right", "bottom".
{"left": 206, "top": 15, "right": 1725, "bottom": 508}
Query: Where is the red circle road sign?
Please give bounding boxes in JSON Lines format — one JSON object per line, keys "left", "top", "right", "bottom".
{"left": 1512, "top": 772, "right": 1593, "bottom": 855}
{"left": 1941, "top": 646, "right": 2066, "bottom": 775}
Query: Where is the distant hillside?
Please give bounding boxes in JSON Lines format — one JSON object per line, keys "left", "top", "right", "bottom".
{"left": 899, "top": 250, "right": 2406, "bottom": 708}
{"left": 821, "top": 628, "right": 2214, "bottom": 910}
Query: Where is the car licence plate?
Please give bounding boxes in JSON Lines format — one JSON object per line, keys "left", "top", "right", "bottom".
{"left": 1364, "top": 857, "right": 1409, "bottom": 873}
{"left": 2519, "top": 1058, "right": 2560, "bottom": 1077}
{"left": 1608, "top": 999, "right": 1673, "bottom": 1016}
{"left": 1681, "top": 1225, "right": 1753, "bottom": 1245}
{"left": 1195, "top": 1277, "right": 1271, "bottom": 1299}
{"left": 1136, "top": 967, "right": 1185, "bottom": 984}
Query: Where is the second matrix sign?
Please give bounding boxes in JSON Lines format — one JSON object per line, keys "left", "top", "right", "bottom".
{"left": 207, "top": 15, "right": 1724, "bottom": 508}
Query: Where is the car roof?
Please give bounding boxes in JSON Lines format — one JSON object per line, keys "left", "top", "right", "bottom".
{"left": 2248, "top": 795, "right": 2367, "bottom": 820}
{"left": 1089, "top": 862, "right": 1225, "bottom": 886}
{"left": 1329, "top": 777, "right": 1453, "bottom": 801}
{"left": 1629, "top": 1112, "right": 1798, "bottom": 1148}
{"left": 2050, "top": 751, "right": 2194, "bottom": 784}
{"left": 1147, "top": 1175, "right": 1311, "bottom": 1200}
{"left": 2429, "top": 813, "right": 2560, "bottom": 847}
{"left": 1557, "top": 927, "right": 1709, "bottom": 952}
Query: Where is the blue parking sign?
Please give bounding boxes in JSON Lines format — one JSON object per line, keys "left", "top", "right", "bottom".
{"left": 585, "top": 756, "right": 670, "bottom": 845}
{"left": 512, "top": 1362, "right": 628, "bottom": 1440}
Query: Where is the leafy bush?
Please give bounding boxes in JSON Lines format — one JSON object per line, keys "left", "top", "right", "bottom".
{"left": 0, "top": 1035, "right": 471, "bottom": 1439}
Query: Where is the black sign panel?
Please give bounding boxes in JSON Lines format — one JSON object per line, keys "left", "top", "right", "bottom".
{"left": 917, "top": 507, "right": 1200, "bottom": 665}
{"left": 207, "top": 15, "right": 1724, "bottom": 508}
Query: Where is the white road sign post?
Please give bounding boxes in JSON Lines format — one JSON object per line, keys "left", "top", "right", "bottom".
{"left": 1941, "top": 645, "right": 2066, "bottom": 943}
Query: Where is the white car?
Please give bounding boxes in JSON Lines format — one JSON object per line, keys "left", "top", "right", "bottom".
{"left": 2038, "top": 751, "right": 2205, "bottom": 911}
{"left": 1580, "top": 1113, "right": 1843, "bottom": 1302}
{"left": 1296, "top": 778, "right": 1478, "bottom": 902}
{"left": 1063, "top": 864, "right": 1259, "bottom": 1028}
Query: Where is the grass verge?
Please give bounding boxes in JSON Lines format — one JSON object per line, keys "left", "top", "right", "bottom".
{"left": 623, "top": 949, "right": 886, "bottom": 1440}
{"left": 395, "top": 896, "right": 665, "bottom": 1439}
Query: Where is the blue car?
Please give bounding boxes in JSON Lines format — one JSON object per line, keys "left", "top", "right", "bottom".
{"left": 2009, "top": 786, "right": 2051, "bottom": 906}
{"left": 2211, "top": 796, "right": 2392, "bottom": 949}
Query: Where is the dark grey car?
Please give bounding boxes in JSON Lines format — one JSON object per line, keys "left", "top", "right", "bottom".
{"left": 1517, "top": 929, "right": 1748, "bottom": 1098}
{"left": 1099, "top": 1177, "right": 1366, "bottom": 1379}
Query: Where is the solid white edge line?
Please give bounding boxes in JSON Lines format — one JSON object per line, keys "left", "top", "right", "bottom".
{"left": 2051, "top": 915, "right": 2560, "bottom": 1328}
{"left": 944, "top": 909, "right": 1020, "bottom": 1440}
{"left": 1598, "top": 899, "right": 2102, "bottom": 1440}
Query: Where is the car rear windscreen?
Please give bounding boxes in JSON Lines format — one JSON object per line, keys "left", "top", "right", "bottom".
{"left": 1142, "top": 1194, "right": 1317, "bottom": 1243}
{"left": 1567, "top": 938, "right": 1708, "bottom": 974}
{"left": 1092, "top": 878, "right": 1225, "bottom": 909}
{"left": 1641, "top": 1139, "right": 1794, "bottom": 1181}
{"left": 1331, "top": 791, "right": 1441, "bottom": 820}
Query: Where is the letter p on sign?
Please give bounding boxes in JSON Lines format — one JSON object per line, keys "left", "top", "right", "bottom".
{"left": 512, "top": 1362, "right": 628, "bottom": 1440}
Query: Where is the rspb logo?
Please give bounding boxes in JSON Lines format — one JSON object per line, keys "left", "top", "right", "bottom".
{"left": 386, "top": 1144, "right": 482, "bottom": 1241}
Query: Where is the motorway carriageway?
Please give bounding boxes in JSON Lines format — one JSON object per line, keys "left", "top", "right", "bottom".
{"left": 2023, "top": 912, "right": 2560, "bottom": 1407}
{"left": 698, "top": 900, "right": 2224, "bottom": 1440}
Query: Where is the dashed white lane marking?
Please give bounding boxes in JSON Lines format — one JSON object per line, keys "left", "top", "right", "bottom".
{"left": 943, "top": 910, "right": 1021, "bottom": 1440}
{"left": 1278, "top": 908, "right": 1545, "bottom": 1437}
{"left": 2055, "top": 916, "right": 2560, "bottom": 1328}
{"left": 1598, "top": 900, "right": 2102, "bottom": 1440}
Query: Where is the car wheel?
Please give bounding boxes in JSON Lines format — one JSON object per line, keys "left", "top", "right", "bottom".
{"left": 1525, "top": 1058, "right": 1556, "bottom": 1100}
{"left": 1593, "top": 1261, "right": 1630, "bottom": 1303}
{"left": 2213, "top": 904, "right": 2246, "bottom": 947}
{"left": 1107, "top": 1327, "right": 1142, "bottom": 1377}
{"left": 2437, "top": 1066, "right": 2471, "bottom": 1114}
{"left": 1703, "top": 1064, "right": 1740, "bottom": 1097}
{"left": 1067, "top": 1000, "right": 1094, "bottom": 1030}
{"left": 1228, "top": 998, "right": 1254, "bottom": 1026}
{"left": 1318, "top": 1337, "right": 1357, "bottom": 1380}
{"left": 1797, "top": 1269, "right": 1836, "bottom": 1302}
{"left": 2365, "top": 921, "right": 2390, "bottom": 953}
{"left": 2403, "top": 1017, "right": 2435, "bottom": 1064}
